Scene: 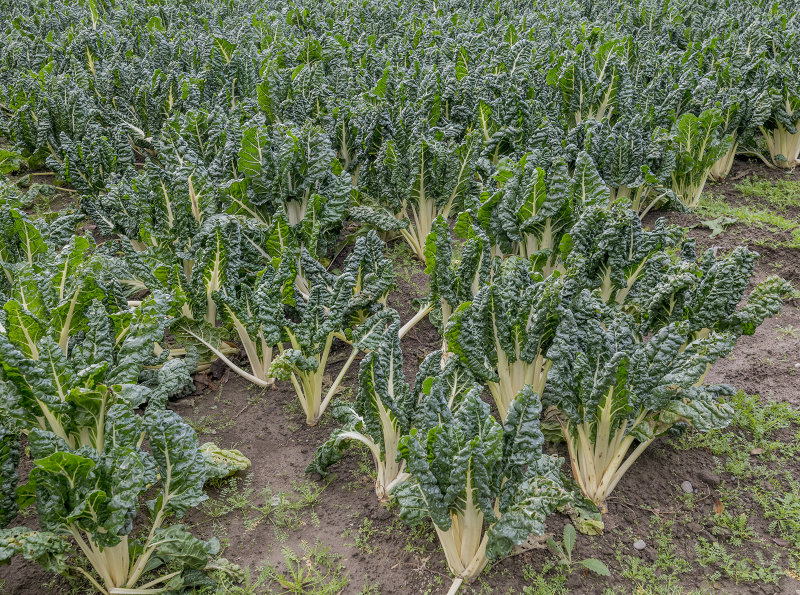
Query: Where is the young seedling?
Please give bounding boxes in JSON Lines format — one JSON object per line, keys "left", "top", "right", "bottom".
{"left": 546, "top": 524, "right": 610, "bottom": 576}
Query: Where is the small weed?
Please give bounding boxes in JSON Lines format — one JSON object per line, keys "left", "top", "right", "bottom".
{"left": 282, "top": 394, "right": 304, "bottom": 419}
{"left": 615, "top": 518, "right": 691, "bottom": 593}
{"left": 755, "top": 483, "right": 800, "bottom": 548}
{"left": 547, "top": 524, "right": 610, "bottom": 576}
{"left": 695, "top": 539, "right": 782, "bottom": 584}
{"left": 188, "top": 413, "right": 237, "bottom": 435}
{"left": 400, "top": 519, "right": 436, "bottom": 555}
{"left": 521, "top": 559, "right": 569, "bottom": 595}
{"left": 261, "top": 541, "right": 349, "bottom": 594}
{"left": 359, "top": 581, "right": 382, "bottom": 594}
{"left": 200, "top": 475, "right": 326, "bottom": 542}
{"left": 387, "top": 241, "right": 418, "bottom": 285}
{"left": 776, "top": 324, "right": 799, "bottom": 338}
{"left": 250, "top": 482, "right": 326, "bottom": 540}
{"left": 201, "top": 475, "right": 255, "bottom": 519}
{"left": 697, "top": 193, "right": 800, "bottom": 248}
{"left": 734, "top": 176, "right": 800, "bottom": 210}
{"left": 343, "top": 518, "right": 379, "bottom": 554}
{"left": 709, "top": 511, "right": 756, "bottom": 546}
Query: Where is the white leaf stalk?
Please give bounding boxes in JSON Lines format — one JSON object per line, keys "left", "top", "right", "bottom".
{"left": 397, "top": 302, "right": 433, "bottom": 339}
{"left": 281, "top": 334, "right": 360, "bottom": 426}
{"left": 180, "top": 325, "right": 268, "bottom": 386}
{"left": 437, "top": 475, "right": 491, "bottom": 595}
{"left": 608, "top": 184, "right": 670, "bottom": 220}
{"left": 489, "top": 351, "right": 549, "bottom": 421}
{"left": 336, "top": 426, "right": 409, "bottom": 502}
{"left": 399, "top": 191, "right": 455, "bottom": 262}
{"left": 709, "top": 133, "right": 738, "bottom": 181}
{"left": 760, "top": 120, "right": 800, "bottom": 169}
{"left": 488, "top": 315, "right": 551, "bottom": 421}
{"left": 561, "top": 389, "right": 655, "bottom": 511}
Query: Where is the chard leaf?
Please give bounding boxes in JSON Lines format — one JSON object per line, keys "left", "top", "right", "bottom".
{"left": 145, "top": 409, "right": 209, "bottom": 519}
{"left": 0, "top": 528, "right": 69, "bottom": 574}
{"left": 0, "top": 425, "right": 19, "bottom": 528}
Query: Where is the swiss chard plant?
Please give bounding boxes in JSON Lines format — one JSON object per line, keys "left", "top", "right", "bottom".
{"left": 309, "top": 328, "right": 484, "bottom": 502}
{"left": 363, "top": 129, "right": 480, "bottom": 261}
{"left": 478, "top": 154, "right": 572, "bottom": 268}
{"left": 0, "top": 291, "right": 196, "bottom": 447}
{"left": 394, "top": 386, "right": 571, "bottom": 592}
{"left": 269, "top": 251, "right": 398, "bottom": 425}
{"left": 583, "top": 116, "right": 679, "bottom": 217}
{"left": 191, "top": 258, "right": 293, "bottom": 387}
{"left": 307, "top": 321, "right": 412, "bottom": 501}
{"left": 415, "top": 214, "right": 492, "bottom": 345}
{"left": 0, "top": 286, "right": 212, "bottom": 593}
{"left": 545, "top": 291, "right": 741, "bottom": 510}
{"left": 0, "top": 408, "right": 219, "bottom": 595}
{"left": 184, "top": 232, "right": 394, "bottom": 397}
{"left": 564, "top": 204, "right": 683, "bottom": 306}
{"left": 445, "top": 257, "right": 562, "bottom": 420}
{"left": 760, "top": 96, "right": 800, "bottom": 169}
{"left": 235, "top": 119, "right": 351, "bottom": 257}
{"left": 669, "top": 109, "right": 733, "bottom": 208}
{"left": 629, "top": 245, "right": 794, "bottom": 343}
{"left": 460, "top": 151, "right": 613, "bottom": 268}
{"left": 0, "top": 202, "right": 81, "bottom": 294}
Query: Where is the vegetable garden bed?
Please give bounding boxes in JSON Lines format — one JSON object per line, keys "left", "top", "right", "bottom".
{"left": 1, "top": 0, "right": 800, "bottom": 594}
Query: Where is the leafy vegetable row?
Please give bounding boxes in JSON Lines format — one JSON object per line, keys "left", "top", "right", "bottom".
{"left": 0, "top": 0, "right": 797, "bottom": 593}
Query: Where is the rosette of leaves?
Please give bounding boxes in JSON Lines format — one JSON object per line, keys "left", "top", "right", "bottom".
{"left": 159, "top": 106, "right": 241, "bottom": 184}
{"left": 445, "top": 257, "right": 562, "bottom": 420}
{"left": 340, "top": 231, "right": 395, "bottom": 327}
{"left": 546, "top": 37, "right": 632, "bottom": 128}
{"left": 460, "top": 151, "right": 612, "bottom": 270}
{"left": 415, "top": 214, "right": 492, "bottom": 344}
{"left": 269, "top": 249, "right": 398, "bottom": 425}
{"left": 307, "top": 321, "right": 413, "bottom": 501}
{"left": 86, "top": 178, "right": 255, "bottom": 364}
{"left": 236, "top": 119, "right": 350, "bottom": 258}
{"left": 0, "top": 291, "right": 195, "bottom": 450}
{"left": 360, "top": 127, "right": 480, "bottom": 261}
{"left": 669, "top": 108, "right": 733, "bottom": 208}
{"left": 393, "top": 387, "right": 571, "bottom": 592}
{"left": 757, "top": 67, "right": 800, "bottom": 169}
{"left": 85, "top": 158, "right": 224, "bottom": 256}
{"left": 187, "top": 231, "right": 394, "bottom": 391}
{"left": 563, "top": 204, "right": 683, "bottom": 305}
{"left": 45, "top": 123, "right": 136, "bottom": 196}
{"left": 0, "top": 203, "right": 81, "bottom": 295}
{"left": 481, "top": 154, "right": 572, "bottom": 268}
{"left": 701, "top": 63, "right": 774, "bottom": 180}
{"left": 0, "top": 408, "right": 219, "bottom": 594}
{"left": 583, "top": 116, "right": 679, "bottom": 217}
{"left": 2, "top": 234, "right": 127, "bottom": 354}
{"left": 184, "top": 256, "right": 294, "bottom": 387}
{"left": 544, "top": 291, "right": 739, "bottom": 509}
{"left": 631, "top": 244, "right": 794, "bottom": 342}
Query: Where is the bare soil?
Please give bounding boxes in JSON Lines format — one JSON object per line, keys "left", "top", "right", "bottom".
{"left": 2, "top": 157, "right": 800, "bottom": 594}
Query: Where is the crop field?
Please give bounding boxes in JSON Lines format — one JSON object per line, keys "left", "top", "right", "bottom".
{"left": 1, "top": 0, "right": 800, "bottom": 593}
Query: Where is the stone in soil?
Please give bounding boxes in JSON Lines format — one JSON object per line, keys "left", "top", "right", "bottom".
{"left": 681, "top": 480, "right": 694, "bottom": 493}
{"left": 698, "top": 470, "right": 721, "bottom": 488}
{"left": 633, "top": 539, "right": 646, "bottom": 550}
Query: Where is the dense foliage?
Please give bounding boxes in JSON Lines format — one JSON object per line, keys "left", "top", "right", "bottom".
{"left": 0, "top": 0, "right": 796, "bottom": 591}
